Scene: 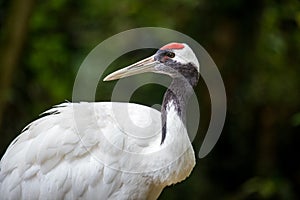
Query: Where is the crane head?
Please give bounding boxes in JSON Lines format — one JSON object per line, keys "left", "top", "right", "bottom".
{"left": 103, "top": 42, "right": 199, "bottom": 84}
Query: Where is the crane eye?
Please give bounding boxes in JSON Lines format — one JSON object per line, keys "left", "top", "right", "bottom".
{"left": 165, "top": 52, "right": 175, "bottom": 58}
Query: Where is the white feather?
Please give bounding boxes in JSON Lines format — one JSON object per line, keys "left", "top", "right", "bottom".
{"left": 0, "top": 102, "right": 195, "bottom": 199}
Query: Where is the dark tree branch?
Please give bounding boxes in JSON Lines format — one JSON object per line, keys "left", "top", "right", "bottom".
{"left": 0, "top": 0, "right": 36, "bottom": 130}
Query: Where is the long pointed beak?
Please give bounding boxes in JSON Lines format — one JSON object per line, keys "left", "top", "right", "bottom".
{"left": 103, "top": 56, "right": 158, "bottom": 81}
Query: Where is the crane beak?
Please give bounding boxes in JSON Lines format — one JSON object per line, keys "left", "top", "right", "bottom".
{"left": 103, "top": 56, "right": 159, "bottom": 81}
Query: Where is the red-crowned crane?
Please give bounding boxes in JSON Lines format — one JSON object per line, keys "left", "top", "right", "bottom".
{"left": 0, "top": 42, "right": 200, "bottom": 200}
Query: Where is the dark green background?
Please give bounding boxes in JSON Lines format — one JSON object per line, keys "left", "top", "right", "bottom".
{"left": 1, "top": 0, "right": 300, "bottom": 199}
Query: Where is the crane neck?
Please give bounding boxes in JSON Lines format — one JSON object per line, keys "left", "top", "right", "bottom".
{"left": 160, "top": 73, "right": 198, "bottom": 144}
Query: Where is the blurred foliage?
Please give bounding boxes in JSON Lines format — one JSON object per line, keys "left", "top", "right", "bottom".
{"left": 291, "top": 113, "right": 300, "bottom": 126}
{"left": 0, "top": 0, "right": 300, "bottom": 199}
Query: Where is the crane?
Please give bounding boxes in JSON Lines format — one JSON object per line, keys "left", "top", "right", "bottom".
{"left": 0, "top": 42, "right": 200, "bottom": 200}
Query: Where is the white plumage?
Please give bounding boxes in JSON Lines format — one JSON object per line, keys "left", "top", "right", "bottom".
{"left": 0, "top": 42, "right": 199, "bottom": 200}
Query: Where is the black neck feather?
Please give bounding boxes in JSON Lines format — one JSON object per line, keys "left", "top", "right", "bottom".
{"left": 160, "top": 63, "right": 199, "bottom": 144}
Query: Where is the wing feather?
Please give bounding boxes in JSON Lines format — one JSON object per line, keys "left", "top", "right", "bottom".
{"left": 23, "top": 165, "right": 39, "bottom": 180}
{"left": 21, "top": 176, "right": 40, "bottom": 199}
{"left": 0, "top": 102, "right": 179, "bottom": 200}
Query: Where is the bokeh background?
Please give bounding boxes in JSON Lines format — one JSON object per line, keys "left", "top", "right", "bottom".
{"left": 1, "top": 0, "right": 300, "bottom": 199}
